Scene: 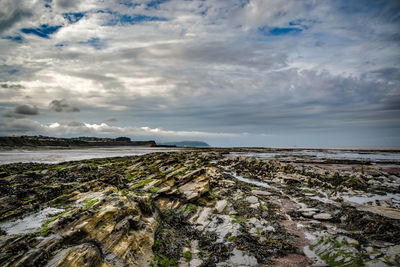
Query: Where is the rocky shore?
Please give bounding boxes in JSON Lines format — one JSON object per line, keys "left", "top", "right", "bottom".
{"left": 0, "top": 150, "right": 399, "bottom": 266}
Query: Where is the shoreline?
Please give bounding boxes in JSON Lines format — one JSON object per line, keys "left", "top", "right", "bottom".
{"left": 1, "top": 146, "right": 400, "bottom": 166}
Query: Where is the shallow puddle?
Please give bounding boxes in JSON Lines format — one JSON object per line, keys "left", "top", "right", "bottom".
{"left": 342, "top": 193, "right": 400, "bottom": 205}
{"left": 0, "top": 207, "right": 64, "bottom": 235}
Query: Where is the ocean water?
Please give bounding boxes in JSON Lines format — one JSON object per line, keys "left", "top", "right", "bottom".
{"left": 0, "top": 146, "right": 182, "bottom": 165}
{"left": 1, "top": 146, "right": 400, "bottom": 165}
{"left": 230, "top": 149, "right": 400, "bottom": 163}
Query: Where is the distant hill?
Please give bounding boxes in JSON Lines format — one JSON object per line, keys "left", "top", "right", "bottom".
{"left": 0, "top": 136, "right": 156, "bottom": 147}
{"left": 159, "top": 141, "right": 210, "bottom": 147}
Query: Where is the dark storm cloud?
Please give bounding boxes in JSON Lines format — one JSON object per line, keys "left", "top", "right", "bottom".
{"left": 49, "top": 99, "right": 80, "bottom": 112}
{"left": 14, "top": 104, "right": 39, "bottom": 115}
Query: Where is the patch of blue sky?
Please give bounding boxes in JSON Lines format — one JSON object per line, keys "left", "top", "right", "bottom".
{"left": 55, "top": 43, "right": 64, "bottom": 47}
{"left": 146, "top": 0, "right": 171, "bottom": 9}
{"left": 44, "top": 0, "right": 51, "bottom": 7}
{"left": 63, "top": 13, "right": 85, "bottom": 24}
{"left": 2, "top": 36, "right": 23, "bottom": 43}
{"left": 198, "top": 3, "right": 208, "bottom": 16}
{"left": 0, "top": 65, "right": 19, "bottom": 78}
{"left": 8, "top": 69, "right": 19, "bottom": 75}
{"left": 259, "top": 26, "right": 302, "bottom": 36}
{"left": 20, "top": 25, "right": 62, "bottom": 39}
{"left": 119, "top": 1, "right": 140, "bottom": 8}
{"left": 105, "top": 13, "right": 167, "bottom": 26}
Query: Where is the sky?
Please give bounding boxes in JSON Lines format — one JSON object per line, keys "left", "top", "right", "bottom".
{"left": 0, "top": 0, "right": 399, "bottom": 147}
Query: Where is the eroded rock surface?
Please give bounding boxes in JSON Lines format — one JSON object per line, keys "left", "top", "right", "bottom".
{"left": 0, "top": 150, "right": 399, "bottom": 266}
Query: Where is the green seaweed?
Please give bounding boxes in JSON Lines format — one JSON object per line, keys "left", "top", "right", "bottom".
{"left": 130, "top": 178, "right": 153, "bottom": 190}
{"left": 186, "top": 203, "right": 197, "bottom": 212}
{"left": 301, "top": 188, "right": 317, "bottom": 194}
{"left": 83, "top": 199, "right": 99, "bottom": 210}
{"left": 183, "top": 251, "right": 192, "bottom": 262}
{"left": 150, "top": 187, "right": 161, "bottom": 193}
{"left": 153, "top": 254, "right": 177, "bottom": 266}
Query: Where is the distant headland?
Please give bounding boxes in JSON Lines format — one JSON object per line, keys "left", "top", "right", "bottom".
{"left": 0, "top": 135, "right": 157, "bottom": 147}
{"left": 0, "top": 135, "right": 210, "bottom": 148}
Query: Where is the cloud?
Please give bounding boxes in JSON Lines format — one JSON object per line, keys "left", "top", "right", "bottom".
{"left": 147, "top": 0, "right": 172, "bottom": 10}
{"left": 49, "top": 99, "right": 80, "bottom": 112}
{"left": 368, "top": 67, "right": 400, "bottom": 82}
{"left": 105, "top": 13, "right": 167, "bottom": 26}
{"left": 0, "top": 0, "right": 399, "bottom": 146}
{"left": 106, "top": 117, "right": 118, "bottom": 122}
{"left": 67, "top": 121, "right": 85, "bottom": 127}
{"left": 0, "top": 0, "right": 32, "bottom": 34}
{"left": 2, "top": 104, "right": 39, "bottom": 119}
{"left": 0, "top": 83, "right": 24, "bottom": 89}
{"left": 2, "top": 35, "right": 24, "bottom": 43}
{"left": 0, "top": 118, "right": 241, "bottom": 145}
{"left": 0, "top": 118, "right": 43, "bottom": 133}
{"left": 3, "top": 111, "right": 25, "bottom": 119}
{"left": 14, "top": 104, "right": 39, "bottom": 115}
{"left": 54, "top": 0, "right": 81, "bottom": 10}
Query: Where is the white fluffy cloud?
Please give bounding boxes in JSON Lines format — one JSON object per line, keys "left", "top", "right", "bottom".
{"left": 0, "top": 118, "right": 247, "bottom": 145}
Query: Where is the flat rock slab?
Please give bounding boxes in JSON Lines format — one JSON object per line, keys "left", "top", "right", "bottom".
{"left": 356, "top": 205, "right": 400, "bottom": 220}
{"left": 313, "top": 213, "right": 332, "bottom": 220}
{"left": 215, "top": 200, "right": 228, "bottom": 213}
{"left": 220, "top": 248, "right": 258, "bottom": 267}
{"left": 178, "top": 175, "right": 209, "bottom": 201}
{"left": 299, "top": 208, "right": 320, "bottom": 213}
{"left": 189, "top": 259, "right": 203, "bottom": 267}
{"left": 251, "top": 190, "right": 273, "bottom": 196}
{"left": 246, "top": 196, "right": 258, "bottom": 204}
{"left": 302, "top": 212, "right": 316, "bottom": 218}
